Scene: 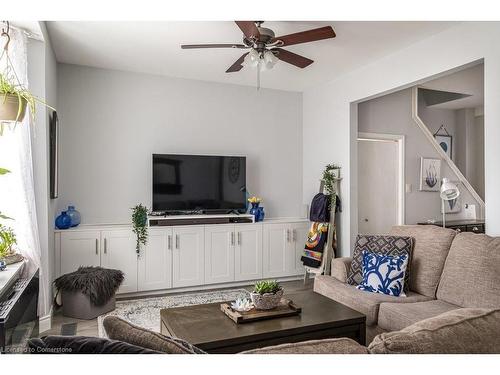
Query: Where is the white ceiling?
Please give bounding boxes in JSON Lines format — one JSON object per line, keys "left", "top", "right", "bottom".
{"left": 420, "top": 63, "right": 484, "bottom": 110}
{"left": 46, "top": 21, "right": 457, "bottom": 92}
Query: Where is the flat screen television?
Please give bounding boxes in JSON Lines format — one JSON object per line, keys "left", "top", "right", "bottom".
{"left": 152, "top": 154, "right": 247, "bottom": 214}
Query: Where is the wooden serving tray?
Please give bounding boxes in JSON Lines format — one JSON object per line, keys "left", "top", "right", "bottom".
{"left": 221, "top": 299, "right": 302, "bottom": 324}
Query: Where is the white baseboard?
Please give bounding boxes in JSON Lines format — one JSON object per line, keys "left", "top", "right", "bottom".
{"left": 39, "top": 306, "right": 53, "bottom": 333}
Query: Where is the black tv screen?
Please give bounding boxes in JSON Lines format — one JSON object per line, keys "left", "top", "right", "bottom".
{"left": 152, "top": 154, "right": 247, "bottom": 213}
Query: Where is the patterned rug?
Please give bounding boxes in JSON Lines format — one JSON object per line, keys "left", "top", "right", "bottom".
{"left": 97, "top": 288, "right": 249, "bottom": 337}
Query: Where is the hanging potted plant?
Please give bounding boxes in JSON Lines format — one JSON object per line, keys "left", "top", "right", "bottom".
{"left": 131, "top": 204, "right": 148, "bottom": 255}
{"left": 0, "top": 22, "right": 54, "bottom": 127}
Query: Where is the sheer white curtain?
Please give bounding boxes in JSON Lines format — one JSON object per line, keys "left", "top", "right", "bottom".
{"left": 0, "top": 28, "right": 48, "bottom": 315}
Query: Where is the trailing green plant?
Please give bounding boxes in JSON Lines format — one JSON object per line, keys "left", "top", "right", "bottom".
{"left": 253, "top": 280, "right": 282, "bottom": 295}
{"left": 322, "top": 163, "right": 341, "bottom": 196}
{"left": 0, "top": 224, "right": 17, "bottom": 259}
{"left": 0, "top": 168, "right": 12, "bottom": 220}
{"left": 131, "top": 204, "right": 148, "bottom": 255}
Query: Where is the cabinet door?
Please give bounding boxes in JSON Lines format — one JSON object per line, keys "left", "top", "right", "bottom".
{"left": 204, "top": 225, "right": 235, "bottom": 284}
{"left": 138, "top": 228, "right": 172, "bottom": 292}
{"left": 172, "top": 226, "right": 205, "bottom": 288}
{"left": 291, "top": 222, "right": 310, "bottom": 275}
{"left": 263, "top": 224, "right": 291, "bottom": 278}
{"left": 101, "top": 230, "right": 138, "bottom": 294}
{"left": 60, "top": 231, "right": 101, "bottom": 275}
{"left": 234, "top": 224, "right": 263, "bottom": 281}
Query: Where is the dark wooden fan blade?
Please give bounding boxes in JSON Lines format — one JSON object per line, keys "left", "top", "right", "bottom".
{"left": 272, "top": 26, "right": 335, "bottom": 47}
{"left": 226, "top": 53, "right": 249, "bottom": 73}
{"left": 181, "top": 44, "right": 247, "bottom": 49}
{"left": 235, "top": 21, "right": 260, "bottom": 40}
{"left": 274, "top": 48, "right": 313, "bottom": 68}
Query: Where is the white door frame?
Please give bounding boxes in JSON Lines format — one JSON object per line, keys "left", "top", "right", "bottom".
{"left": 357, "top": 132, "right": 406, "bottom": 225}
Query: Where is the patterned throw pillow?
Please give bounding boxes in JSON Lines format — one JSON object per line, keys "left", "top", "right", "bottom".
{"left": 356, "top": 251, "right": 409, "bottom": 297}
{"left": 347, "top": 235, "right": 413, "bottom": 293}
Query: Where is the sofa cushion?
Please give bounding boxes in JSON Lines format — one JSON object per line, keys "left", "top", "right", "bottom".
{"left": 378, "top": 300, "right": 459, "bottom": 331}
{"left": 389, "top": 225, "right": 456, "bottom": 298}
{"left": 241, "top": 338, "right": 369, "bottom": 354}
{"left": 357, "top": 251, "right": 409, "bottom": 297}
{"left": 331, "top": 257, "right": 352, "bottom": 283}
{"left": 437, "top": 233, "right": 500, "bottom": 308}
{"left": 314, "top": 275, "right": 432, "bottom": 325}
{"left": 103, "top": 316, "right": 205, "bottom": 354}
{"left": 368, "top": 308, "right": 500, "bottom": 354}
{"left": 347, "top": 235, "right": 413, "bottom": 293}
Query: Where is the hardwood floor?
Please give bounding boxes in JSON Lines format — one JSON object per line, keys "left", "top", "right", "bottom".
{"left": 41, "top": 279, "right": 314, "bottom": 338}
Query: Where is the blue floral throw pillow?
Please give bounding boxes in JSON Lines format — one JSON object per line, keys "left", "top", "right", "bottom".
{"left": 356, "top": 250, "right": 409, "bottom": 297}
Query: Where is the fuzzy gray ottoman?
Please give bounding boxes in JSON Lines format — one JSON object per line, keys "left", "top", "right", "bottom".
{"left": 55, "top": 266, "right": 124, "bottom": 320}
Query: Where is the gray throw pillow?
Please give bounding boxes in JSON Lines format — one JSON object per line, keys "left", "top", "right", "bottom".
{"left": 103, "top": 316, "right": 205, "bottom": 354}
{"left": 346, "top": 235, "right": 414, "bottom": 293}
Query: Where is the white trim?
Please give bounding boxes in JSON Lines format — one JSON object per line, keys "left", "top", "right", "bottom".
{"left": 411, "top": 87, "right": 485, "bottom": 218}
{"left": 357, "top": 132, "right": 406, "bottom": 225}
{"left": 39, "top": 306, "right": 53, "bottom": 333}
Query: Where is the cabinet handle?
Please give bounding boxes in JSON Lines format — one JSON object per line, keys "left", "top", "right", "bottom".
{"left": 167, "top": 235, "right": 171, "bottom": 250}
{"left": 176, "top": 234, "right": 179, "bottom": 249}
{"left": 238, "top": 231, "right": 241, "bottom": 245}
{"left": 95, "top": 238, "right": 99, "bottom": 255}
{"left": 104, "top": 238, "right": 107, "bottom": 254}
{"left": 231, "top": 232, "right": 235, "bottom": 246}
{"left": 292, "top": 229, "right": 297, "bottom": 242}
{"left": 286, "top": 229, "right": 290, "bottom": 243}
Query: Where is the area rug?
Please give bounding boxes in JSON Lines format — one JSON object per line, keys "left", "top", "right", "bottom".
{"left": 97, "top": 288, "right": 249, "bottom": 337}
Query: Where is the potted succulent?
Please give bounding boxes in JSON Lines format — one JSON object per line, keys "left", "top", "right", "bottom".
{"left": 250, "top": 280, "right": 284, "bottom": 310}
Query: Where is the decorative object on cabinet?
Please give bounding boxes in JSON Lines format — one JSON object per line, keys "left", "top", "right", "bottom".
{"left": 257, "top": 206, "right": 265, "bottom": 222}
{"left": 54, "top": 266, "right": 124, "bottom": 319}
{"left": 419, "top": 157, "right": 441, "bottom": 191}
{"left": 131, "top": 204, "right": 148, "bottom": 254}
{"left": 66, "top": 205, "right": 81, "bottom": 227}
{"left": 439, "top": 178, "right": 461, "bottom": 228}
{"left": 55, "top": 211, "right": 72, "bottom": 230}
{"left": 250, "top": 280, "right": 283, "bottom": 310}
{"left": 0, "top": 21, "right": 54, "bottom": 125}
{"left": 49, "top": 110, "right": 59, "bottom": 198}
{"left": 433, "top": 124, "right": 453, "bottom": 159}
{"left": 248, "top": 196, "right": 262, "bottom": 221}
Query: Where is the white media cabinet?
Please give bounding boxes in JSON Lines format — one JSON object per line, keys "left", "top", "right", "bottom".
{"left": 54, "top": 217, "right": 310, "bottom": 296}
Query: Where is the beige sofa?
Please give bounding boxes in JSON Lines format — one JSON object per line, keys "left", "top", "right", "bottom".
{"left": 314, "top": 225, "right": 500, "bottom": 342}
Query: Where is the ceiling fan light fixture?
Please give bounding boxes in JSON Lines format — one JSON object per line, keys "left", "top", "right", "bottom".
{"left": 243, "top": 48, "right": 260, "bottom": 67}
{"left": 262, "top": 50, "right": 278, "bottom": 70}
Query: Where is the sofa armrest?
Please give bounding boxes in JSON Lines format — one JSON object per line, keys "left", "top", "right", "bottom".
{"left": 240, "top": 338, "right": 368, "bottom": 354}
{"left": 330, "top": 257, "right": 353, "bottom": 283}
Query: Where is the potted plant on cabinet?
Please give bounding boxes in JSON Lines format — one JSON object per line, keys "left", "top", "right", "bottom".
{"left": 250, "top": 280, "right": 284, "bottom": 310}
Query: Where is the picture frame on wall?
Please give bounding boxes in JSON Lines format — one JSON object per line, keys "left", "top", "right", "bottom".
{"left": 49, "top": 110, "right": 59, "bottom": 199}
{"left": 419, "top": 157, "right": 441, "bottom": 192}
{"left": 435, "top": 134, "right": 453, "bottom": 159}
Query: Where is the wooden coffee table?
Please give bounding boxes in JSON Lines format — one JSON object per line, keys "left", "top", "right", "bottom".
{"left": 160, "top": 290, "right": 366, "bottom": 353}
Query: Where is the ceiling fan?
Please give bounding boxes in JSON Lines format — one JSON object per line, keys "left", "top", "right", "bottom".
{"left": 181, "top": 21, "right": 336, "bottom": 73}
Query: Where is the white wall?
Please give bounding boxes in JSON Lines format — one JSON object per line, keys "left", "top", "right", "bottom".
{"left": 303, "top": 22, "right": 500, "bottom": 257}
{"left": 56, "top": 64, "right": 303, "bottom": 223}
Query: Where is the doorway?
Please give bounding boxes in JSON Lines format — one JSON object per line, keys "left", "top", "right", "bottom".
{"left": 357, "top": 133, "right": 405, "bottom": 234}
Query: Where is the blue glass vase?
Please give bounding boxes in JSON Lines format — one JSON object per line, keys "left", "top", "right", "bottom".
{"left": 55, "top": 211, "right": 72, "bottom": 230}
{"left": 67, "top": 205, "right": 81, "bottom": 227}
{"left": 249, "top": 202, "right": 260, "bottom": 221}
{"left": 257, "top": 206, "right": 265, "bottom": 222}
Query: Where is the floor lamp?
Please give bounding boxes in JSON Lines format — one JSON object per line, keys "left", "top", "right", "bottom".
{"left": 440, "top": 178, "right": 460, "bottom": 228}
